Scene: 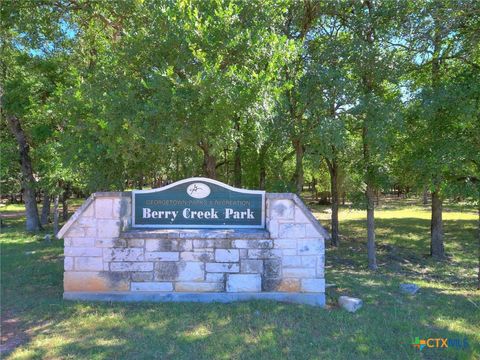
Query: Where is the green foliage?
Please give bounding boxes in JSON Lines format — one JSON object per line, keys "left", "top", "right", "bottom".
{"left": 1, "top": 0, "right": 478, "bottom": 204}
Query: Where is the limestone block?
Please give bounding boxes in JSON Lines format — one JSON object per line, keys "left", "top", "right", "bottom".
{"left": 297, "top": 238, "right": 324, "bottom": 255}
{"left": 205, "top": 263, "right": 239, "bottom": 273}
{"left": 95, "top": 198, "right": 113, "bottom": 219}
{"left": 131, "top": 282, "right": 173, "bottom": 292}
{"left": 110, "top": 262, "right": 153, "bottom": 272}
{"left": 95, "top": 239, "right": 126, "bottom": 248}
{"left": 64, "top": 271, "right": 129, "bottom": 292}
{"left": 75, "top": 257, "right": 104, "bottom": 271}
{"left": 154, "top": 262, "right": 178, "bottom": 281}
{"left": 76, "top": 217, "right": 97, "bottom": 227}
{"left": 84, "top": 227, "right": 97, "bottom": 238}
{"left": 215, "top": 249, "right": 239, "bottom": 262}
{"left": 145, "top": 239, "right": 192, "bottom": 252}
{"left": 131, "top": 272, "right": 154, "bottom": 282}
{"left": 176, "top": 282, "right": 224, "bottom": 292}
{"left": 282, "top": 249, "right": 297, "bottom": 256}
{"left": 316, "top": 255, "right": 325, "bottom": 277}
{"left": 227, "top": 274, "right": 261, "bottom": 292}
{"left": 301, "top": 279, "right": 325, "bottom": 293}
{"left": 301, "top": 256, "right": 317, "bottom": 268}
{"left": 206, "top": 273, "right": 225, "bottom": 282}
{"left": 145, "top": 252, "right": 179, "bottom": 261}
{"left": 247, "top": 249, "right": 282, "bottom": 259}
{"left": 180, "top": 251, "right": 213, "bottom": 262}
{"left": 269, "top": 199, "right": 294, "bottom": 220}
{"left": 266, "top": 219, "right": 279, "bottom": 238}
{"left": 273, "top": 238, "right": 297, "bottom": 249}
{"left": 65, "top": 227, "right": 85, "bottom": 238}
{"left": 294, "top": 207, "right": 310, "bottom": 223}
{"left": 65, "top": 247, "right": 102, "bottom": 257}
{"left": 64, "top": 256, "right": 74, "bottom": 271}
{"left": 306, "top": 224, "right": 321, "bottom": 237}
{"left": 276, "top": 278, "right": 301, "bottom": 292}
{"left": 263, "top": 259, "right": 281, "bottom": 278}
{"left": 338, "top": 296, "right": 363, "bottom": 313}
{"left": 97, "top": 219, "right": 120, "bottom": 238}
{"left": 279, "top": 224, "right": 306, "bottom": 238}
{"left": 240, "top": 260, "right": 263, "bottom": 273}
{"left": 194, "top": 248, "right": 214, "bottom": 253}
{"left": 127, "top": 239, "right": 145, "bottom": 247}
{"left": 262, "top": 278, "right": 300, "bottom": 292}
{"left": 232, "top": 240, "right": 273, "bottom": 249}
{"left": 177, "top": 262, "right": 204, "bottom": 281}
{"left": 282, "top": 268, "right": 316, "bottom": 278}
{"left": 65, "top": 237, "right": 95, "bottom": 247}
{"left": 112, "top": 198, "right": 122, "bottom": 218}
{"left": 282, "top": 256, "right": 302, "bottom": 268}
{"left": 400, "top": 283, "right": 420, "bottom": 295}
{"left": 83, "top": 203, "right": 94, "bottom": 217}
{"left": 193, "top": 239, "right": 231, "bottom": 249}
{"left": 104, "top": 248, "right": 144, "bottom": 262}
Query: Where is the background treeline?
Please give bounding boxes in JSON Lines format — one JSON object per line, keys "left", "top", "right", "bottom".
{"left": 1, "top": 1, "right": 479, "bottom": 269}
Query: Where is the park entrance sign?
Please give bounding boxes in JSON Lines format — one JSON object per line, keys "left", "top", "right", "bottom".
{"left": 133, "top": 178, "right": 265, "bottom": 228}
{"left": 58, "top": 177, "right": 329, "bottom": 307}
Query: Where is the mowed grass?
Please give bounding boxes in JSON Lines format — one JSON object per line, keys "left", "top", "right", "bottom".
{"left": 1, "top": 198, "right": 479, "bottom": 359}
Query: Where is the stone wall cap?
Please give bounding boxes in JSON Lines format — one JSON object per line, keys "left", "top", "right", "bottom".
{"left": 95, "top": 191, "right": 132, "bottom": 197}
{"left": 121, "top": 228, "right": 270, "bottom": 239}
{"left": 267, "top": 193, "right": 330, "bottom": 240}
{"left": 57, "top": 194, "right": 95, "bottom": 239}
{"left": 57, "top": 192, "right": 131, "bottom": 239}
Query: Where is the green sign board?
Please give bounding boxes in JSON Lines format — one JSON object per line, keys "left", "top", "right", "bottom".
{"left": 132, "top": 178, "right": 265, "bottom": 228}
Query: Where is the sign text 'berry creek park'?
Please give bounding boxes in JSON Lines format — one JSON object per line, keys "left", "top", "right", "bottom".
{"left": 132, "top": 178, "right": 265, "bottom": 229}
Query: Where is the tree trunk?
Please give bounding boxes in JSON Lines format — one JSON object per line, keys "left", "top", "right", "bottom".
{"left": 53, "top": 194, "right": 59, "bottom": 236}
{"left": 310, "top": 177, "right": 317, "bottom": 194}
{"left": 204, "top": 154, "right": 216, "bottom": 179}
{"left": 292, "top": 139, "right": 304, "bottom": 194}
{"left": 363, "top": 125, "right": 377, "bottom": 270}
{"left": 477, "top": 206, "right": 479, "bottom": 290}
{"left": 430, "top": 189, "right": 445, "bottom": 258}
{"left": 62, "top": 189, "right": 69, "bottom": 221}
{"left": 233, "top": 117, "right": 242, "bottom": 188}
{"left": 327, "top": 159, "right": 339, "bottom": 247}
{"left": 6, "top": 115, "right": 42, "bottom": 232}
{"left": 259, "top": 146, "right": 267, "bottom": 190}
{"left": 40, "top": 194, "right": 51, "bottom": 225}
{"left": 366, "top": 182, "right": 377, "bottom": 270}
{"left": 199, "top": 142, "right": 217, "bottom": 179}
{"left": 423, "top": 187, "right": 429, "bottom": 205}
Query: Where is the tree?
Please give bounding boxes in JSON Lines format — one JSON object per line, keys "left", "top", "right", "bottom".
{"left": 274, "top": 1, "right": 322, "bottom": 194}
{"left": 330, "top": 0, "right": 403, "bottom": 268}
{"left": 304, "top": 8, "right": 357, "bottom": 246}
{"left": 398, "top": 0, "right": 480, "bottom": 258}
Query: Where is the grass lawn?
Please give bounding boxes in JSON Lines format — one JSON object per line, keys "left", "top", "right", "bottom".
{"left": 1, "top": 198, "right": 479, "bottom": 359}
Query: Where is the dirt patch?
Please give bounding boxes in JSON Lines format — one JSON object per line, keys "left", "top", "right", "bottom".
{"left": 0, "top": 212, "right": 26, "bottom": 219}
{"left": 0, "top": 311, "right": 28, "bottom": 356}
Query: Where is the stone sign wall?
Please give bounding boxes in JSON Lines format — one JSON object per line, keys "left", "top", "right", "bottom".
{"left": 58, "top": 189, "right": 329, "bottom": 306}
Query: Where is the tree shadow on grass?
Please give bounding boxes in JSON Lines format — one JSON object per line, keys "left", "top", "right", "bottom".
{"left": 8, "top": 292, "right": 478, "bottom": 360}
{"left": 2, "top": 215, "right": 479, "bottom": 359}
{"left": 328, "top": 218, "right": 478, "bottom": 289}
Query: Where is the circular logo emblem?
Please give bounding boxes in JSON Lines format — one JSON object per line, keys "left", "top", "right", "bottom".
{"left": 186, "top": 183, "right": 211, "bottom": 199}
